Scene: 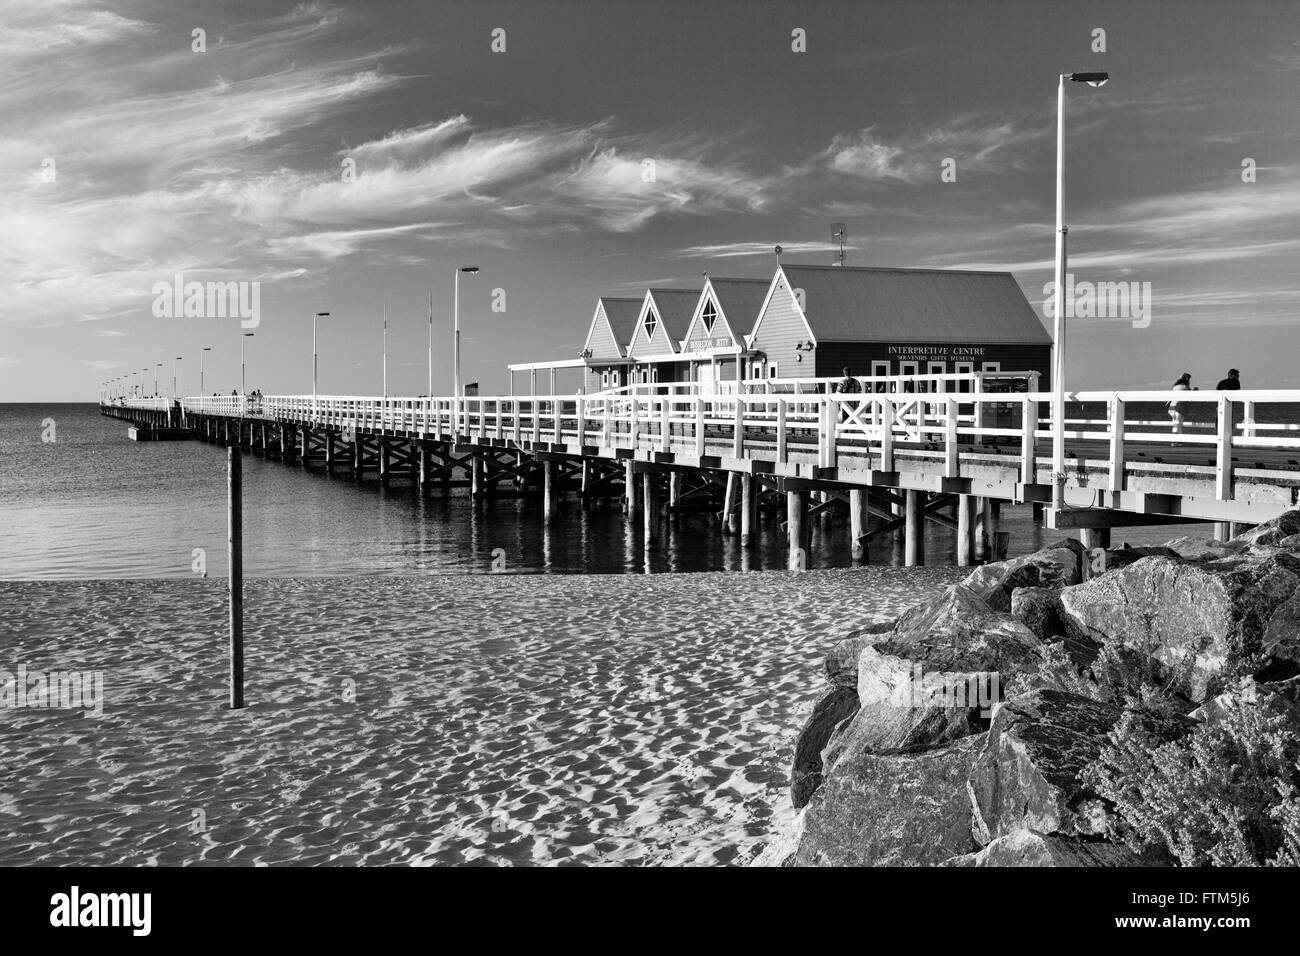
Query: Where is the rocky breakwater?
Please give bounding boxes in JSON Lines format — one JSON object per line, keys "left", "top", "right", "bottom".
{"left": 756, "top": 508, "right": 1300, "bottom": 867}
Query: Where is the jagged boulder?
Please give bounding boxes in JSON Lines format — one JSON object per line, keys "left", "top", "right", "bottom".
{"left": 940, "top": 830, "right": 1172, "bottom": 867}
{"left": 1095, "top": 544, "right": 1182, "bottom": 573}
{"left": 792, "top": 736, "right": 982, "bottom": 866}
{"left": 958, "top": 538, "right": 1086, "bottom": 611}
{"left": 1162, "top": 535, "right": 1241, "bottom": 561}
{"left": 823, "top": 587, "right": 1040, "bottom": 765}
{"left": 790, "top": 687, "right": 859, "bottom": 809}
{"left": 1058, "top": 552, "right": 1300, "bottom": 700}
{"left": 968, "top": 689, "right": 1192, "bottom": 845}
{"left": 1229, "top": 508, "right": 1300, "bottom": 548}
{"left": 1011, "top": 586, "right": 1066, "bottom": 641}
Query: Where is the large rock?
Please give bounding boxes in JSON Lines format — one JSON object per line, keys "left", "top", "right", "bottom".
{"left": 1095, "top": 544, "right": 1182, "bottom": 573}
{"left": 1162, "top": 535, "right": 1241, "bottom": 561}
{"left": 825, "top": 587, "right": 1041, "bottom": 764}
{"left": 959, "top": 538, "right": 1086, "bottom": 611}
{"left": 941, "top": 830, "right": 1172, "bottom": 867}
{"left": 968, "top": 690, "right": 1192, "bottom": 845}
{"left": 1229, "top": 508, "right": 1300, "bottom": 548}
{"left": 790, "top": 687, "right": 859, "bottom": 809}
{"left": 1058, "top": 552, "right": 1300, "bottom": 700}
{"left": 792, "top": 736, "right": 982, "bottom": 866}
{"left": 1011, "top": 586, "right": 1066, "bottom": 641}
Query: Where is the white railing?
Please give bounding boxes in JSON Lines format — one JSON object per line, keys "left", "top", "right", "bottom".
{"left": 111, "top": 386, "right": 1300, "bottom": 503}
{"left": 105, "top": 397, "right": 172, "bottom": 411}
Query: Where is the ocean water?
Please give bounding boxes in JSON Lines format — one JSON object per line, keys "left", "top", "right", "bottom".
{"left": 0, "top": 402, "right": 1215, "bottom": 580}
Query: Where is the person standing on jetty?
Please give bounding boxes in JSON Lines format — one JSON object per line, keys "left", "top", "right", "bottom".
{"left": 1216, "top": 368, "right": 1242, "bottom": 390}
{"left": 834, "top": 366, "right": 861, "bottom": 421}
{"left": 1167, "top": 372, "right": 1193, "bottom": 433}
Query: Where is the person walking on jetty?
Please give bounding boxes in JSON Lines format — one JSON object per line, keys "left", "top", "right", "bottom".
{"left": 834, "top": 366, "right": 861, "bottom": 422}
{"left": 1216, "top": 368, "right": 1242, "bottom": 390}
{"left": 1167, "top": 372, "right": 1193, "bottom": 433}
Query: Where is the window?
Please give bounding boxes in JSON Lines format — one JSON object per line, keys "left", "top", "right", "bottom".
{"left": 701, "top": 299, "right": 717, "bottom": 334}
{"left": 643, "top": 310, "right": 658, "bottom": 342}
{"left": 768, "top": 363, "right": 778, "bottom": 379}
{"left": 871, "top": 360, "right": 890, "bottom": 393}
{"left": 954, "top": 361, "right": 973, "bottom": 394}
{"left": 601, "top": 371, "right": 609, "bottom": 388}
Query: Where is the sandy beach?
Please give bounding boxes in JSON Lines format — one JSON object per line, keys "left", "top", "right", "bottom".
{"left": 0, "top": 567, "right": 961, "bottom": 866}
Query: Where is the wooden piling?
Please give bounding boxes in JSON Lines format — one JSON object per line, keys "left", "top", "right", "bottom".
{"left": 957, "top": 494, "right": 977, "bottom": 566}
{"left": 1080, "top": 527, "right": 1111, "bottom": 550}
{"left": 905, "top": 490, "right": 925, "bottom": 567}
{"left": 849, "top": 489, "right": 868, "bottom": 561}
{"left": 723, "top": 473, "right": 739, "bottom": 535}
{"left": 543, "top": 460, "right": 558, "bottom": 525}
{"left": 643, "top": 472, "right": 660, "bottom": 549}
{"left": 669, "top": 472, "right": 682, "bottom": 510}
{"left": 624, "top": 460, "right": 639, "bottom": 519}
{"left": 740, "top": 475, "right": 756, "bottom": 548}
{"left": 227, "top": 446, "right": 244, "bottom": 710}
{"left": 786, "top": 489, "right": 809, "bottom": 569}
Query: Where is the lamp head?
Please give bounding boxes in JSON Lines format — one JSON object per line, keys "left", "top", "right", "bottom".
{"left": 1069, "top": 71, "right": 1109, "bottom": 87}
{"left": 460, "top": 266, "right": 479, "bottom": 275}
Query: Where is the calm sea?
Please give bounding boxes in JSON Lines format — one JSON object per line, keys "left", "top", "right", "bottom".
{"left": 0, "top": 402, "right": 1240, "bottom": 580}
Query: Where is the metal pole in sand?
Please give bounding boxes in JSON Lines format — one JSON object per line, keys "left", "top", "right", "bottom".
{"left": 228, "top": 445, "right": 245, "bottom": 709}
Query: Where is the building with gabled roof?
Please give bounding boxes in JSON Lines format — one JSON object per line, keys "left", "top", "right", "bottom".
{"left": 745, "top": 264, "right": 1051, "bottom": 388}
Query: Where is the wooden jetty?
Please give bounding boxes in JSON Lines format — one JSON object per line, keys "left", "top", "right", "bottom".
{"left": 100, "top": 375, "right": 1300, "bottom": 567}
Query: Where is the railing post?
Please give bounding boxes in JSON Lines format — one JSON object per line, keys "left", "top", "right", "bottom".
{"left": 733, "top": 398, "right": 744, "bottom": 459}
{"left": 776, "top": 398, "right": 787, "bottom": 464}
{"left": 694, "top": 397, "right": 705, "bottom": 456}
{"left": 1243, "top": 399, "right": 1256, "bottom": 439}
{"left": 1107, "top": 396, "right": 1125, "bottom": 493}
{"left": 603, "top": 399, "right": 611, "bottom": 449}
{"left": 944, "top": 395, "right": 958, "bottom": 477}
{"left": 532, "top": 399, "right": 541, "bottom": 445}
{"left": 1216, "top": 395, "right": 1233, "bottom": 500}
{"left": 880, "top": 400, "right": 895, "bottom": 472}
{"left": 576, "top": 398, "right": 586, "bottom": 447}
{"left": 630, "top": 397, "right": 640, "bottom": 451}
{"left": 660, "top": 398, "right": 671, "bottom": 453}
{"left": 1020, "top": 396, "right": 1036, "bottom": 486}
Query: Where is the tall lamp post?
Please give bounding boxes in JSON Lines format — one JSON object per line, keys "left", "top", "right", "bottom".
{"left": 313, "top": 312, "right": 330, "bottom": 422}
{"left": 200, "top": 347, "right": 211, "bottom": 411}
{"left": 173, "top": 356, "right": 182, "bottom": 399}
{"left": 427, "top": 292, "right": 434, "bottom": 397}
{"left": 382, "top": 304, "right": 388, "bottom": 400}
{"left": 154, "top": 362, "right": 162, "bottom": 397}
{"left": 453, "top": 265, "right": 479, "bottom": 431}
{"left": 1051, "top": 70, "right": 1109, "bottom": 516}
{"left": 241, "top": 332, "right": 254, "bottom": 395}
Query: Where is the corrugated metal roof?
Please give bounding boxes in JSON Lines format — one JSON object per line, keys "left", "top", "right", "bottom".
{"left": 645, "top": 289, "right": 701, "bottom": 346}
{"left": 706, "top": 278, "right": 770, "bottom": 335}
{"left": 777, "top": 265, "right": 1051, "bottom": 344}
{"left": 598, "top": 297, "right": 642, "bottom": 354}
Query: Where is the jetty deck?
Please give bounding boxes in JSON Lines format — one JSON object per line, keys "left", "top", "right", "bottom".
{"left": 102, "top": 376, "right": 1300, "bottom": 565}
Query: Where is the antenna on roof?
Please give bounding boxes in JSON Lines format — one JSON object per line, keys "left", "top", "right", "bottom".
{"left": 832, "top": 223, "right": 846, "bottom": 266}
{"left": 774, "top": 245, "right": 783, "bottom": 260}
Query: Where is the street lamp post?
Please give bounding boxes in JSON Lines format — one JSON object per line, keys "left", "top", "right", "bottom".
{"left": 1051, "top": 71, "right": 1109, "bottom": 516}
{"left": 201, "top": 347, "right": 211, "bottom": 411}
{"left": 174, "top": 356, "right": 182, "bottom": 399}
{"left": 154, "top": 363, "right": 162, "bottom": 397}
{"left": 382, "top": 304, "right": 388, "bottom": 400}
{"left": 241, "top": 332, "right": 254, "bottom": 396}
{"left": 453, "top": 266, "right": 479, "bottom": 432}
{"left": 313, "top": 312, "right": 330, "bottom": 423}
{"left": 427, "top": 292, "right": 434, "bottom": 397}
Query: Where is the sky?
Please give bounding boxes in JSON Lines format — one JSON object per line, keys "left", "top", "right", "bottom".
{"left": 2, "top": 0, "right": 1299, "bottom": 401}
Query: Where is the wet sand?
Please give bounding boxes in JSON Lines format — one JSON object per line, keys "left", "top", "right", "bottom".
{"left": 0, "top": 568, "right": 961, "bottom": 866}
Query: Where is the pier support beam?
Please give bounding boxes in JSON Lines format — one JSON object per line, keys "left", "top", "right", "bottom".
{"left": 669, "top": 472, "right": 682, "bottom": 511}
{"left": 740, "top": 476, "right": 757, "bottom": 548}
{"left": 905, "top": 490, "right": 926, "bottom": 567}
{"left": 543, "top": 460, "right": 558, "bottom": 526}
{"left": 975, "top": 497, "right": 991, "bottom": 562}
{"left": 418, "top": 445, "right": 430, "bottom": 494}
{"left": 643, "top": 472, "right": 660, "bottom": 549}
{"left": 624, "top": 461, "right": 639, "bottom": 519}
{"left": 1080, "top": 527, "right": 1112, "bottom": 550}
{"left": 957, "top": 494, "right": 977, "bottom": 567}
{"left": 723, "top": 473, "right": 739, "bottom": 535}
{"left": 786, "top": 489, "right": 809, "bottom": 570}
{"left": 378, "top": 441, "right": 390, "bottom": 486}
{"left": 849, "top": 489, "right": 868, "bottom": 562}
{"left": 471, "top": 454, "right": 485, "bottom": 501}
